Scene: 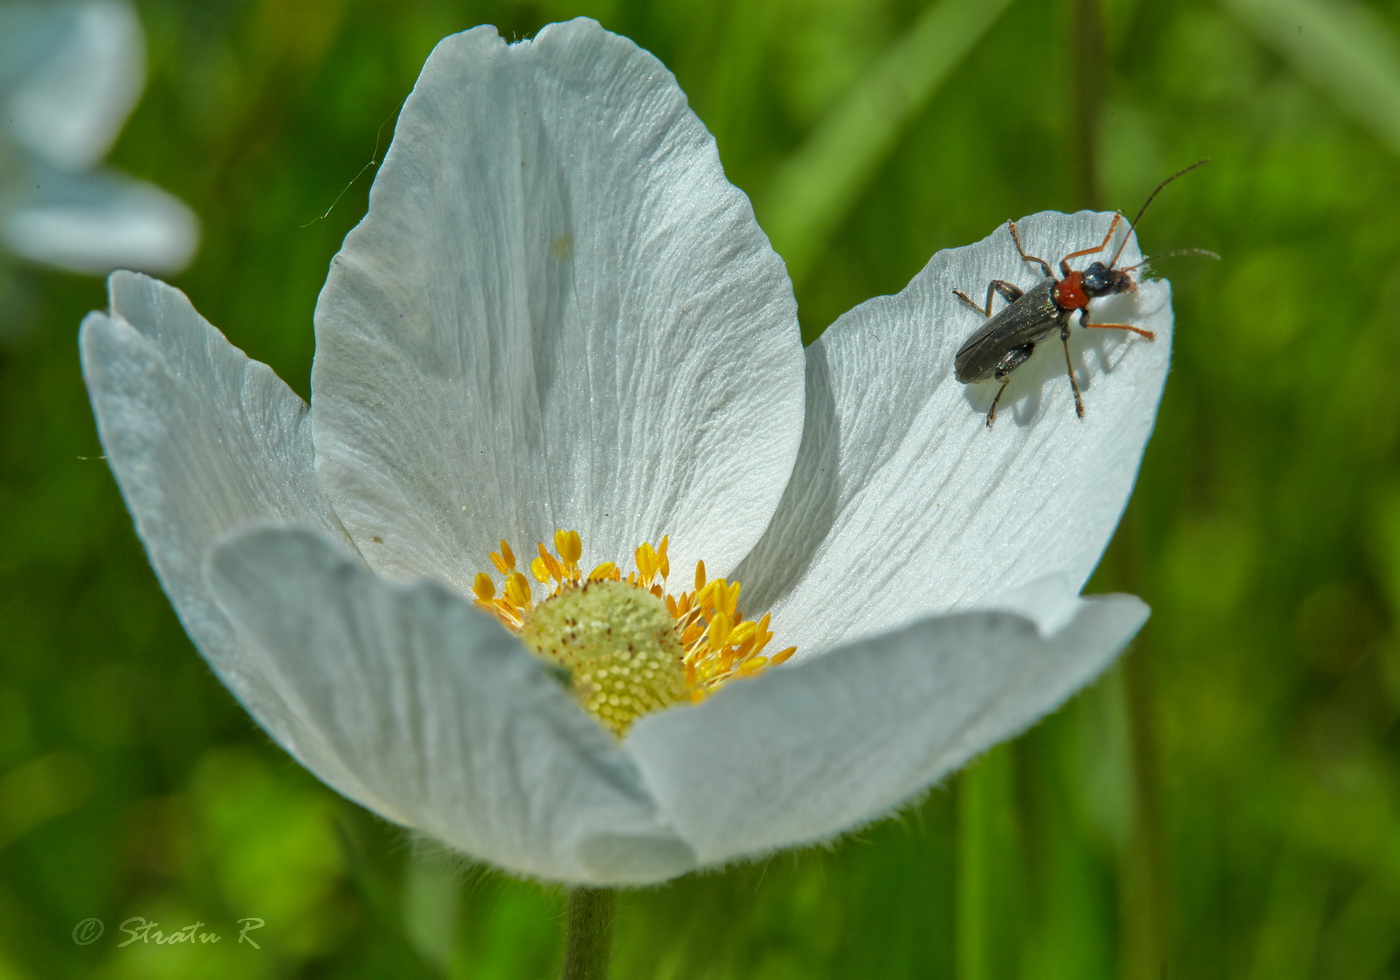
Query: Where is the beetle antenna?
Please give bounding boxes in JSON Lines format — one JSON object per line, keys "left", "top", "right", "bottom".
{"left": 1121, "top": 247, "right": 1220, "bottom": 272}
{"left": 1109, "top": 159, "right": 1211, "bottom": 267}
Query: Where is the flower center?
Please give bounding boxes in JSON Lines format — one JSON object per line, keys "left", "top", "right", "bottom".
{"left": 471, "top": 530, "right": 795, "bottom": 735}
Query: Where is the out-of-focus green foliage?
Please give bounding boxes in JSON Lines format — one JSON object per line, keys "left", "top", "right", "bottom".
{"left": 3, "top": 0, "right": 1399, "bottom": 976}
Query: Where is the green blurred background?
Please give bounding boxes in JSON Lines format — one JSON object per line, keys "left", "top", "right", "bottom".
{"left": 4, "top": 0, "right": 1400, "bottom": 976}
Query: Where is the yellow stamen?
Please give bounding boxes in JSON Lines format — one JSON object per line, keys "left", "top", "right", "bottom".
{"left": 681, "top": 621, "right": 705, "bottom": 648}
{"left": 470, "top": 529, "right": 798, "bottom": 735}
{"left": 728, "top": 620, "right": 758, "bottom": 648}
{"left": 707, "top": 610, "right": 733, "bottom": 651}
{"left": 554, "top": 529, "right": 582, "bottom": 567}
{"left": 472, "top": 572, "right": 495, "bottom": 601}
{"left": 505, "top": 571, "right": 532, "bottom": 608}
{"left": 536, "top": 544, "right": 567, "bottom": 583}
{"left": 635, "top": 541, "right": 660, "bottom": 585}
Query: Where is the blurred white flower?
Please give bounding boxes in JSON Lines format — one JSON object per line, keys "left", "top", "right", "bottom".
{"left": 81, "top": 19, "right": 1169, "bottom": 886}
{"left": 1, "top": 0, "right": 197, "bottom": 274}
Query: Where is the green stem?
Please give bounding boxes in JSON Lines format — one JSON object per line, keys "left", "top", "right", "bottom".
{"left": 955, "top": 761, "right": 990, "bottom": 980}
{"left": 1123, "top": 651, "right": 1166, "bottom": 980}
{"left": 560, "top": 887, "right": 616, "bottom": 980}
{"left": 955, "top": 746, "right": 1017, "bottom": 980}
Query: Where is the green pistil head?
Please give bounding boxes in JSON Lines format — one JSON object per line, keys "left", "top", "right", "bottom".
{"left": 520, "top": 579, "right": 689, "bottom": 736}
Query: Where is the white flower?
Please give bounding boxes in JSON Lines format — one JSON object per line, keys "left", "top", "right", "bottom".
{"left": 81, "top": 19, "right": 1170, "bottom": 886}
{"left": 1, "top": 0, "right": 197, "bottom": 274}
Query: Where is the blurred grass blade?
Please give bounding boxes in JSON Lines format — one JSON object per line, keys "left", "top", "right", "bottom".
{"left": 0, "top": 752, "right": 90, "bottom": 848}
{"left": 1245, "top": 853, "right": 1329, "bottom": 980}
{"left": 956, "top": 759, "right": 991, "bottom": 980}
{"left": 760, "top": 0, "right": 1012, "bottom": 286}
{"left": 404, "top": 852, "right": 460, "bottom": 975}
{"left": 1225, "top": 0, "right": 1400, "bottom": 159}
{"left": 955, "top": 744, "right": 1019, "bottom": 980}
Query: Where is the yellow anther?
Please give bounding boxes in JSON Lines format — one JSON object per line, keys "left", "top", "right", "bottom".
{"left": 718, "top": 581, "right": 735, "bottom": 616}
{"left": 728, "top": 620, "right": 758, "bottom": 648}
{"left": 709, "top": 580, "right": 736, "bottom": 618}
{"left": 493, "top": 600, "right": 523, "bottom": 630}
{"left": 588, "top": 561, "right": 618, "bottom": 581}
{"left": 499, "top": 540, "right": 516, "bottom": 569}
{"left": 555, "top": 529, "right": 582, "bottom": 566}
{"left": 537, "top": 543, "right": 566, "bottom": 582}
{"left": 681, "top": 621, "right": 705, "bottom": 648}
{"left": 505, "top": 571, "right": 532, "bottom": 608}
{"left": 694, "top": 560, "right": 706, "bottom": 592}
{"left": 530, "top": 556, "right": 550, "bottom": 583}
{"left": 657, "top": 535, "right": 670, "bottom": 578}
{"left": 771, "top": 646, "right": 796, "bottom": 666}
{"left": 749, "top": 630, "right": 772, "bottom": 658}
{"left": 695, "top": 580, "right": 715, "bottom": 609}
{"left": 472, "top": 572, "right": 496, "bottom": 601}
{"left": 635, "top": 541, "right": 658, "bottom": 583}
{"left": 707, "top": 610, "right": 733, "bottom": 651}
{"left": 490, "top": 551, "right": 511, "bottom": 574}
{"left": 737, "top": 656, "right": 768, "bottom": 674}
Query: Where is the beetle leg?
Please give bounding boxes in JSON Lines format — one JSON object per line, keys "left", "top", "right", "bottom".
{"left": 986, "top": 380, "right": 1010, "bottom": 427}
{"left": 1060, "top": 322, "right": 1085, "bottom": 418}
{"left": 1079, "top": 306, "right": 1155, "bottom": 339}
{"left": 1007, "top": 221, "right": 1053, "bottom": 279}
{"left": 1081, "top": 320, "right": 1156, "bottom": 340}
{"left": 1058, "top": 212, "right": 1122, "bottom": 278}
{"left": 986, "top": 343, "right": 1035, "bottom": 427}
{"left": 953, "top": 279, "right": 1023, "bottom": 317}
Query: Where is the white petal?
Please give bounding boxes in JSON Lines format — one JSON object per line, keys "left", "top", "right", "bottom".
{"left": 80, "top": 271, "right": 372, "bottom": 806}
{"left": 3, "top": 167, "right": 199, "bottom": 274}
{"left": 736, "top": 212, "right": 1170, "bottom": 655}
{"left": 2, "top": 0, "right": 144, "bottom": 169}
{"left": 311, "top": 19, "right": 804, "bottom": 594}
{"left": 208, "top": 528, "right": 695, "bottom": 886}
{"left": 625, "top": 582, "right": 1147, "bottom": 867}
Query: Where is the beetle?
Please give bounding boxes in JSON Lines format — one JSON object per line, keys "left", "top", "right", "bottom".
{"left": 952, "top": 160, "right": 1214, "bottom": 427}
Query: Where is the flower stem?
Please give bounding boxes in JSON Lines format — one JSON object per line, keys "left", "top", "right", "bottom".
{"left": 560, "top": 887, "right": 616, "bottom": 980}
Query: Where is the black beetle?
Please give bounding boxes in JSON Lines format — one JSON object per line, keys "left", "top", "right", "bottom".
{"left": 952, "top": 161, "right": 1214, "bottom": 427}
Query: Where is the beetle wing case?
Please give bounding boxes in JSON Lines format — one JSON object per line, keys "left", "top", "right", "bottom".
{"left": 953, "top": 278, "right": 1062, "bottom": 382}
